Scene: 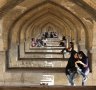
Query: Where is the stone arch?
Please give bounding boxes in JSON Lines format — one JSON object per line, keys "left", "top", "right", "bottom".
{"left": 4, "top": 0, "right": 90, "bottom": 71}
{"left": 7, "top": 0, "right": 87, "bottom": 50}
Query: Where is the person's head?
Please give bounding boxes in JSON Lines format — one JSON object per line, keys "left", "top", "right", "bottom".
{"left": 78, "top": 51, "right": 87, "bottom": 59}
{"left": 67, "top": 47, "right": 72, "bottom": 51}
{"left": 31, "top": 38, "right": 34, "bottom": 41}
{"left": 70, "top": 50, "right": 78, "bottom": 59}
{"left": 62, "top": 36, "right": 66, "bottom": 40}
{"left": 69, "top": 42, "right": 74, "bottom": 50}
{"left": 74, "top": 52, "right": 78, "bottom": 59}
{"left": 67, "top": 42, "right": 74, "bottom": 51}
{"left": 69, "top": 42, "right": 73, "bottom": 46}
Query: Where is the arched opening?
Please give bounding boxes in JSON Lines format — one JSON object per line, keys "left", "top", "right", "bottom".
{"left": 4, "top": 0, "right": 89, "bottom": 72}
{"left": 1, "top": 0, "right": 96, "bottom": 86}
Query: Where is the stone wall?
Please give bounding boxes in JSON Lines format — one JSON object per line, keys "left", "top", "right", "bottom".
{"left": 0, "top": 0, "right": 96, "bottom": 86}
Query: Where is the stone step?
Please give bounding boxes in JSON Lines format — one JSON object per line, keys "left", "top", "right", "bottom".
{"left": 19, "top": 45, "right": 69, "bottom": 60}
{"left": 26, "top": 50, "right": 62, "bottom": 53}
{"left": 25, "top": 47, "right": 64, "bottom": 55}
{"left": 20, "top": 53, "right": 64, "bottom": 58}
{"left": 0, "top": 86, "right": 95, "bottom": 90}
{"left": 46, "top": 40, "right": 60, "bottom": 42}
{"left": 19, "top": 58, "right": 68, "bottom": 61}
{"left": 7, "top": 67, "right": 66, "bottom": 73}
{"left": 46, "top": 41, "right": 60, "bottom": 43}
{"left": 29, "top": 47, "right": 64, "bottom": 50}
{"left": 25, "top": 51, "right": 62, "bottom": 54}
{"left": 23, "top": 52, "right": 70, "bottom": 59}
{"left": 20, "top": 47, "right": 64, "bottom": 58}
{"left": 9, "top": 58, "right": 68, "bottom": 71}
{"left": 46, "top": 42, "right": 60, "bottom": 46}
{"left": 46, "top": 38, "right": 60, "bottom": 41}
{"left": 46, "top": 45, "right": 60, "bottom": 46}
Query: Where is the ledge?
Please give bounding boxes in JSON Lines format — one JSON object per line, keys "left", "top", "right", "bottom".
{"left": 0, "top": 86, "right": 95, "bottom": 90}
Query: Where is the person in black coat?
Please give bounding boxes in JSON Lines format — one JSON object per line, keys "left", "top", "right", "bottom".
{"left": 65, "top": 50, "right": 78, "bottom": 86}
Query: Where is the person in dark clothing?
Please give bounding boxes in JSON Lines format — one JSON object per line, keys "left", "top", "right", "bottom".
{"left": 53, "top": 32, "right": 58, "bottom": 38}
{"left": 59, "top": 41, "right": 65, "bottom": 47}
{"left": 65, "top": 51, "right": 78, "bottom": 86}
{"left": 75, "top": 51, "right": 89, "bottom": 86}
{"left": 59, "top": 36, "right": 67, "bottom": 47}
{"left": 61, "top": 42, "right": 74, "bottom": 53}
{"left": 69, "top": 42, "right": 74, "bottom": 50}
{"left": 50, "top": 32, "right": 54, "bottom": 38}
{"left": 45, "top": 32, "right": 48, "bottom": 38}
{"left": 62, "top": 36, "right": 66, "bottom": 41}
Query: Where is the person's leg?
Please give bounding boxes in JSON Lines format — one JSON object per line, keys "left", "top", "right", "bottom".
{"left": 71, "top": 71, "right": 77, "bottom": 80}
{"left": 66, "top": 75, "right": 71, "bottom": 85}
{"left": 85, "top": 68, "right": 89, "bottom": 76}
{"left": 76, "top": 67, "right": 86, "bottom": 86}
{"left": 77, "top": 67, "right": 86, "bottom": 77}
{"left": 82, "top": 68, "right": 89, "bottom": 86}
{"left": 66, "top": 72, "right": 75, "bottom": 86}
{"left": 66, "top": 74, "right": 74, "bottom": 86}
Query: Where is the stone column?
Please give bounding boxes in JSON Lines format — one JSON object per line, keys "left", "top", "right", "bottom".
{"left": 0, "top": 19, "right": 4, "bottom": 51}
{"left": 90, "top": 21, "right": 96, "bottom": 85}
{"left": 79, "top": 41, "right": 87, "bottom": 54}
{"left": 78, "top": 28, "right": 87, "bottom": 55}
{"left": 0, "top": 19, "right": 6, "bottom": 84}
{"left": 71, "top": 30, "right": 74, "bottom": 41}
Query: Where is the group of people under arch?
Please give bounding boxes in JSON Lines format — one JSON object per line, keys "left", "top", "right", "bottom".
{"left": 31, "top": 31, "right": 58, "bottom": 47}
{"left": 31, "top": 37, "right": 47, "bottom": 47}
{"left": 42, "top": 31, "right": 58, "bottom": 38}
{"left": 31, "top": 35, "right": 68, "bottom": 48}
